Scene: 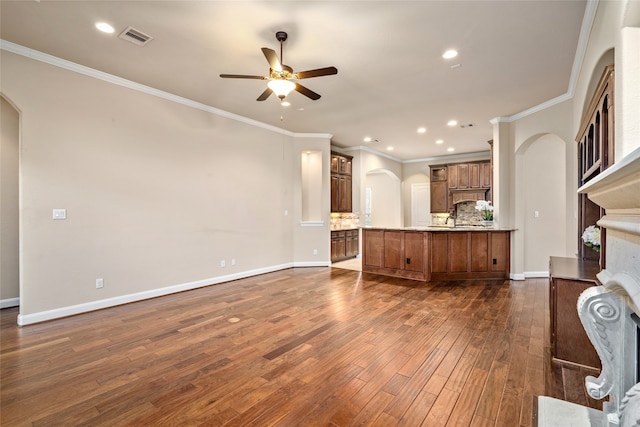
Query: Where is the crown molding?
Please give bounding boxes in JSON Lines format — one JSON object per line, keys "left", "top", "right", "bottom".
{"left": 0, "top": 39, "right": 301, "bottom": 138}
{"left": 490, "top": 0, "right": 598, "bottom": 124}
{"left": 403, "top": 150, "right": 491, "bottom": 164}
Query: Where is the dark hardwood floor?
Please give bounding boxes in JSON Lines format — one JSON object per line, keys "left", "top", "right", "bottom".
{"left": 1, "top": 268, "right": 600, "bottom": 426}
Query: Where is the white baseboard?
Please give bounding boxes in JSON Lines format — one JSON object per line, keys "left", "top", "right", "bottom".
{"left": 509, "top": 271, "right": 549, "bottom": 281}
{"left": 1, "top": 297, "right": 19, "bottom": 309}
{"left": 17, "top": 263, "right": 294, "bottom": 326}
{"left": 293, "top": 261, "right": 332, "bottom": 267}
{"left": 525, "top": 271, "right": 550, "bottom": 278}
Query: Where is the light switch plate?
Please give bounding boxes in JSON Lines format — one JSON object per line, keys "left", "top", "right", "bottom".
{"left": 52, "top": 209, "right": 67, "bottom": 220}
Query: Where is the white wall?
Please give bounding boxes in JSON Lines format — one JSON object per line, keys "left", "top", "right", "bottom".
{"left": 521, "top": 134, "right": 567, "bottom": 271}
{"left": 1, "top": 49, "right": 330, "bottom": 324}
{"left": 365, "top": 171, "right": 402, "bottom": 227}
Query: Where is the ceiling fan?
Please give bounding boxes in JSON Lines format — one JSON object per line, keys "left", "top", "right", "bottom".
{"left": 220, "top": 31, "right": 338, "bottom": 102}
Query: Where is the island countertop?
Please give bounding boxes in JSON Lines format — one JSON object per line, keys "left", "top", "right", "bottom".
{"left": 362, "top": 227, "right": 512, "bottom": 281}
{"left": 362, "top": 225, "right": 516, "bottom": 232}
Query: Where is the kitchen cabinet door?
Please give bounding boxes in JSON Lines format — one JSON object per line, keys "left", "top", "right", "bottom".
{"left": 448, "top": 165, "right": 458, "bottom": 189}
{"left": 469, "top": 163, "right": 481, "bottom": 188}
{"left": 384, "top": 231, "right": 403, "bottom": 269}
{"left": 430, "top": 181, "right": 448, "bottom": 213}
{"left": 363, "top": 230, "right": 383, "bottom": 268}
{"left": 448, "top": 232, "right": 469, "bottom": 273}
{"left": 470, "top": 232, "right": 489, "bottom": 272}
{"left": 404, "top": 232, "right": 425, "bottom": 272}
{"left": 490, "top": 232, "right": 509, "bottom": 272}
{"left": 457, "top": 164, "right": 469, "bottom": 189}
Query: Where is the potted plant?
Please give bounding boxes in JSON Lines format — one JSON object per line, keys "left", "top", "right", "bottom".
{"left": 582, "top": 225, "right": 601, "bottom": 252}
{"left": 475, "top": 200, "right": 494, "bottom": 226}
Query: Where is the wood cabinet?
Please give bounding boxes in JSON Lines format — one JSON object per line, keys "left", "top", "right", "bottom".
{"left": 430, "top": 165, "right": 449, "bottom": 213}
{"left": 331, "top": 229, "right": 359, "bottom": 262}
{"left": 431, "top": 161, "right": 491, "bottom": 213}
{"left": 549, "top": 256, "right": 601, "bottom": 370}
{"left": 576, "top": 65, "right": 614, "bottom": 264}
{"left": 331, "top": 152, "right": 353, "bottom": 213}
{"left": 429, "top": 231, "right": 510, "bottom": 280}
{"left": 362, "top": 229, "right": 427, "bottom": 280}
{"left": 480, "top": 162, "right": 492, "bottom": 189}
{"left": 430, "top": 181, "right": 448, "bottom": 213}
{"left": 363, "top": 229, "right": 383, "bottom": 268}
{"left": 447, "top": 162, "right": 490, "bottom": 190}
{"left": 362, "top": 229, "right": 510, "bottom": 281}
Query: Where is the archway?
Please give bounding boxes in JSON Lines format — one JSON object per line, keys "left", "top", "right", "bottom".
{"left": 1, "top": 95, "right": 20, "bottom": 308}
{"left": 515, "top": 133, "right": 569, "bottom": 274}
{"left": 364, "top": 169, "right": 402, "bottom": 228}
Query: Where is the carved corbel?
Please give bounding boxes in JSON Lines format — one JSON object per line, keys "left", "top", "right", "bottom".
{"left": 578, "top": 286, "right": 622, "bottom": 401}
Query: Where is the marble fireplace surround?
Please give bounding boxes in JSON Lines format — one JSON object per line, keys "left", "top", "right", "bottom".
{"left": 538, "top": 147, "right": 640, "bottom": 426}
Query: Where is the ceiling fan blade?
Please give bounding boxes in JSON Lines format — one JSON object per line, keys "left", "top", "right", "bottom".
{"left": 261, "top": 48, "right": 282, "bottom": 72}
{"left": 295, "top": 67, "right": 338, "bottom": 79}
{"left": 257, "top": 88, "right": 273, "bottom": 101}
{"left": 294, "top": 83, "right": 321, "bottom": 100}
{"left": 220, "top": 74, "right": 267, "bottom": 80}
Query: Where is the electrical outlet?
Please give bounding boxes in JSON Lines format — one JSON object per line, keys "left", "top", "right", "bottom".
{"left": 52, "top": 209, "right": 67, "bottom": 220}
{"left": 96, "top": 278, "right": 104, "bottom": 289}
{"left": 220, "top": 260, "right": 226, "bottom": 268}
{"left": 313, "top": 249, "right": 318, "bottom": 256}
{"left": 231, "top": 259, "right": 236, "bottom": 266}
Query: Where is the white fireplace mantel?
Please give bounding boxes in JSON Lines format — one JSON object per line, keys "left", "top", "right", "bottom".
{"left": 579, "top": 146, "right": 640, "bottom": 286}
{"left": 542, "top": 146, "right": 640, "bottom": 427}
{"left": 578, "top": 145, "right": 640, "bottom": 218}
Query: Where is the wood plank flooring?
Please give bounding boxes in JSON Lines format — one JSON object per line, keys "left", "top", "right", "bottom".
{"left": 1, "top": 268, "right": 600, "bottom": 426}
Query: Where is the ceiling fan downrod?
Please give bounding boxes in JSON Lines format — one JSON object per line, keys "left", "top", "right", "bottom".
{"left": 275, "top": 31, "right": 287, "bottom": 65}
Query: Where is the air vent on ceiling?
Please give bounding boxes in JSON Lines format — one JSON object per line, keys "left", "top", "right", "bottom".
{"left": 119, "top": 26, "right": 153, "bottom": 46}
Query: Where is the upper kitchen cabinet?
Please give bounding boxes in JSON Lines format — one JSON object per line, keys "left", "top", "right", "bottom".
{"left": 430, "top": 165, "right": 448, "bottom": 213}
{"left": 431, "top": 161, "right": 491, "bottom": 213}
{"left": 331, "top": 152, "right": 353, "bottom": 213}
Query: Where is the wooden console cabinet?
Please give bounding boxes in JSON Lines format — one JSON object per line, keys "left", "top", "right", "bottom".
{"left": 549, "top": 256, "right": 601, "bottom": 370}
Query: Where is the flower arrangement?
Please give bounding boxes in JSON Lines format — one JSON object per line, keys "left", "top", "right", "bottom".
{"left": 475, "top": 200, "right": 494, "bottom": 221}
{"left": 582, "top": 225, "right": 601, "bottom": 252}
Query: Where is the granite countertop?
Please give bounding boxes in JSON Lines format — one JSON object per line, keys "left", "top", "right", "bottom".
{"left": 362, "top": 225, "right": 516, "bottom": 232}
{"left": 330, "top": 226, "right": 360, "bottom": 231}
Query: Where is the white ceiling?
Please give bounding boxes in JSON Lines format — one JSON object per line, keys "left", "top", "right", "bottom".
{"left": 0, "top": 1, "right": 587, "bottom": 161}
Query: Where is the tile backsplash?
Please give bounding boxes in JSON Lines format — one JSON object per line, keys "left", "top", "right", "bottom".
{"left": 330, "top": 212, "right": 360, "bottom": 230}
{"left": 431, "top": 201, "right": 487, "bottom": 226}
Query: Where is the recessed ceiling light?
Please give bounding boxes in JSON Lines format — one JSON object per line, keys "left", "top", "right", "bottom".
{"left": 442, "top": 49, "right": 458, "bottom": 59}
{"left": 447, "top": 120, "right": 458, "bottom": 127}
{"left": 95, "top": 22, "right": 115, "bottom": 34}
{"left": 364, "top": 137, "right": 372, "bottom": 143}
{"left": 281, "top": 101, "right": 291, "bottom": 107}
{"left": 436, "top": 139, "right": 444, "bottom": 144}
{"left": 387, "top": 146, "right": 394, "bottom": 151}
{"left": 417, "top": 127, "right": 427, "bottom": 134}
{"left": 447, "top": 147, "right": 455, "bottom": 152}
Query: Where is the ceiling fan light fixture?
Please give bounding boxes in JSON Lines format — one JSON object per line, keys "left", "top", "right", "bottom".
{"left": 268, "top": 79, "right": 296, "bottom": 100}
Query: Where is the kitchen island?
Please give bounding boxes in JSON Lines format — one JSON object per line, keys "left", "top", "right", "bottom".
{"left": 362, "top": 226, "right": 513, "bottom": 281}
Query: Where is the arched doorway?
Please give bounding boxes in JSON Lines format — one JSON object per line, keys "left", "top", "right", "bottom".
{"left": 364, "top": 169, "right": 402, "bottom": 228}
{"left": 1, "top": 96, "right": 20, "bottom": 308}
